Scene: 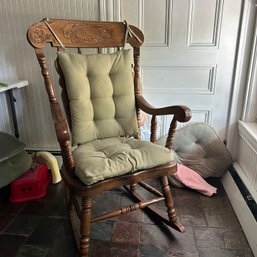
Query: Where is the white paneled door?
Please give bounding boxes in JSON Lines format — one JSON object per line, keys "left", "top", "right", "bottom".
{"left": 116, "top": 0, "right": 242, "bottom": 140}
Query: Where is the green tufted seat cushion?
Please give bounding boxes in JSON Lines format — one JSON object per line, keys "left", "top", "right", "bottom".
{"left": 73, "top": 137, "right": 173, "bottom": 185}
{"left": 57, "top": 49, "right": 173, "bottom": 185}
{"left": 57, "top": 49, "right": 139, "bottom": 145}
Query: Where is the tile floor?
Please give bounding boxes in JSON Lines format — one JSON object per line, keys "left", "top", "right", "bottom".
{"left": 0, "top": 178, "right": 254, "bottom": 257}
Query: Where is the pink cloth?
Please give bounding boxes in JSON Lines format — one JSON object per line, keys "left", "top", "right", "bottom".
{"left": 172, "top": 164, "right": 217, "bottom": 197}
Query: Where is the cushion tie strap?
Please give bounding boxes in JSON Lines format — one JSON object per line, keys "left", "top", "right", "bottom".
{"left": 123, "top": 20, "right": 143, "bottom": 46}
{"left": 42, "top": 17, "right": 66, "bottom": 51}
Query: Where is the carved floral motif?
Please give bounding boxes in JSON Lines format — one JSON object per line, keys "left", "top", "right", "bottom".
{"left": 63, "top": 23, "right": 112, "bottom": 43}
{"left": 31, "top": 27, "right": 50, "bottom": 45}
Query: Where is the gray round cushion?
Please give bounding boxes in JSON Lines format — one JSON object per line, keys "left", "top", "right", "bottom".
{"left": 158, "top": 122, "right": 232, "bottom": 178}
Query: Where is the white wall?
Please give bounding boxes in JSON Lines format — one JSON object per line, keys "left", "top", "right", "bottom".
{"left": 0, "top": 0, "right": 99, "bottom": 149}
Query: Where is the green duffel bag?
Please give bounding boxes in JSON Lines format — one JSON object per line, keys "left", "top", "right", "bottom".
{"left": 0, "top": 132, "right": 32, "bottom": 188}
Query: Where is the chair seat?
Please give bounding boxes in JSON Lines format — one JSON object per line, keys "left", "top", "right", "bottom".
{"left": 73, "top": 137, "right": 173, "bottom": 185}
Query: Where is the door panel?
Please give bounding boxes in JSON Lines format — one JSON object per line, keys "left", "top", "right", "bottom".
{"left": 188, "top": 0, "right": 222, "bottom": 47}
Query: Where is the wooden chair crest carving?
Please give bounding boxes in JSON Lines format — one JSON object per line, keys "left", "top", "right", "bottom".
{"left": 27, "top": 18, "right": 191, "bottom": 257}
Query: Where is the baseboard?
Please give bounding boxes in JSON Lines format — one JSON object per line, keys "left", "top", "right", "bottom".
{"left": 222, "top": 171, "right": 257, "bottom": 256}
{"left": 26, "top": 148, "right": 63, "bottom": 169}
{"left": 26, "top": 148, "right": 62, "bottom": 156}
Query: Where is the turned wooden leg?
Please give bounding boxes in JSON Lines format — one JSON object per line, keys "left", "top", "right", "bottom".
{"left": 130, "top": 183, "right": 137, "bottom": 194}
{"left": 68, "top": 190, "right": 75, "bottom": 212}
{"left": 160, "top": 176, "right": 185, "bottom": 232}
{"left": 80, "top": 196, "right": 92, "bottom": 257}
{"left": 66, "top": 190, "right": 81, "bottom": 250}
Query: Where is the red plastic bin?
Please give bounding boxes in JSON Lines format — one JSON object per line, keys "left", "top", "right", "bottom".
{"left": 9, "top": 163, "right": 50, "bottom": 203}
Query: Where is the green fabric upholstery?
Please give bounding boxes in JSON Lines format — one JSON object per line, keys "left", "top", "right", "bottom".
{"left": 73, "top": 137, "right": 173, "bottom": 185}
{"left": 0, "top": 151, "right": 32, "bottom": 188}
{"left": 0, "top": 132, "right": 32, "bottom": 188}
{"left": 57, "top": 49, "right": 139, "bottom": 145}
{"left": 0, "top": 132, "right": 25, "bottom": 161}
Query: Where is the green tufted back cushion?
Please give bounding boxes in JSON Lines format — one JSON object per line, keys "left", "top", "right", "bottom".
{"left": 57, "top": 49, "right": 139, "bottom": 145}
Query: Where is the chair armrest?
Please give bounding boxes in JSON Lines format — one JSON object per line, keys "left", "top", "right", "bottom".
{"left": 136, "top": 95, "right": 192, "bottom": 123}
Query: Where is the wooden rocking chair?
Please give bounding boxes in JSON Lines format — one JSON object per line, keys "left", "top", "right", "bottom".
{"left": 27, "top": 18, "right": 191, "bottom": 257}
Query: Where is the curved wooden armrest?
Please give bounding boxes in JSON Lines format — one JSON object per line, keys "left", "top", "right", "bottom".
{"left": 136, "top": 95, "right": 192, "bottom": 123}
